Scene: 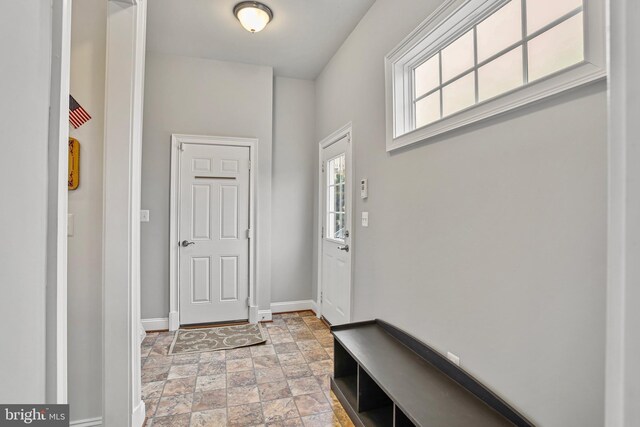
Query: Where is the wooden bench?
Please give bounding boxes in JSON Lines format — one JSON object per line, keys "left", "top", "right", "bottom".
{"left": 331, "top": 320, "right": 534, "bottom": 427}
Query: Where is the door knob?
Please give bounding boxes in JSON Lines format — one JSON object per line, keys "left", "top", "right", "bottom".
{"left": 338, "top": 245, "right": 349, "bottom": 252}
{"left": 181, "top": 240, "right": 196, "bottom": 247}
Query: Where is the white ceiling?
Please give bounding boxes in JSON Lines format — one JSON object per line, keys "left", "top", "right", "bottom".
{"left": 146, "top": 0, "right": 376, "bottom": 80}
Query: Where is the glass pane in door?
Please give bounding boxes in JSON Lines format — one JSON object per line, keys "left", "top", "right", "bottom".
{"left": 326, "top": 154, "right": 346, "bottom": 242}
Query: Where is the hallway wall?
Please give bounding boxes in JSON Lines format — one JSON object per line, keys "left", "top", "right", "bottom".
{"left": 141, "top": 53, "right": 274, "bottom": 318}
{"left": 314, "top": 0, "right": 607, "bottom": 425}
{"left": 0, "top": 1, "right": 53, "bottom": 404}
{"left": 272, "top": 77, "right": 316, "bottom": 303}
{"left": 68, "top": 0, "right": 107, "bottom": 421}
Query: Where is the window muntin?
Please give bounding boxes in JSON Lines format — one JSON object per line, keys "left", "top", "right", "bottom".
{"left": 411, "top": 0, "right": 585, "bottom": 131}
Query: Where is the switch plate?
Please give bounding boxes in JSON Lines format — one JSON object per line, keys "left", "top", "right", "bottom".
{"left": 447, "top": 352, "right": 460, "bottom": 366}
{"left": 361, "top": 212, "right": 369, "bottom": 227}
{"left": 140, "top": 210, "right": 150, "bottom": 222}
{"left": 67, "top": 214, "right": 74, "bottom": 237}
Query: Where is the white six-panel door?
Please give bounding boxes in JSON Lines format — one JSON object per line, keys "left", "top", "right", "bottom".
{"left": 179, "top": 143, "right": 250, "bottom": 324}
{"left": 321, "top": 135, "right": 352, "bottom": 325}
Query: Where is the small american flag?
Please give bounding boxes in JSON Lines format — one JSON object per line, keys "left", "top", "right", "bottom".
{"left": 69, "top": 95, "right": 91, "bottom": 129}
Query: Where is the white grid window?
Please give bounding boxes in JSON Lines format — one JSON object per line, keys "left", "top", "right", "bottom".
{"left": 385, "top": 0, "right": 605, "bottom": 151}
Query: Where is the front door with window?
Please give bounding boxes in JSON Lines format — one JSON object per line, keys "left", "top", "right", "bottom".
{"left": 179, "top": 143, "right": 250, "bottom": 325}
{"left": 321, "top": 134, "right": 352, "bottom": 325}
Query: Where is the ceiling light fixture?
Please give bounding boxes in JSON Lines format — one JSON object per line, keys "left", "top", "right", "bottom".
{"left": 233, "top": 1, "right": 273, "bottom": 33}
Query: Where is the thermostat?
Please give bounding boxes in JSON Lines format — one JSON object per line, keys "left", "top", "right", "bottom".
{"left": 360, "top": 178, "right": 368, "bottom": 199}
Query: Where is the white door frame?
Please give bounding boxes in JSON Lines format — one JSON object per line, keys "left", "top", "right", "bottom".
{"left": 170, "top": 134, "right": 259, "bottom": 329}
{"left": 103, "top": 0, "right": 147, "bottom": 426}
{"left": 316, "top": 123, "right": 354, "bottom": 322}
{"left": 48, "top": 0, "right": 72, "bottom": 404}
{"left": 606, "top": 0, "right": 640, "bottom": 425}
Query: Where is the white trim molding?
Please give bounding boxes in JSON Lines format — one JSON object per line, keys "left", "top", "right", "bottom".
{"left": 316, "top": 123, "right": 354, "bottom": 323}
{"left": 142, "top": 318, "right": 169, "bottom": 331}
{"left": 103, "top": 1, "right": 147, "bottom": 426}
{"left": 385, "top": 0, "right": 607, "bottom": 151}
{"left": 70, "top": 417, "right": 102, "bottom": 427}
{"left": 271, "top": 300, "right": 317, "bottom": 313}
{"left": 258, "top": 309, "right": 273, "bottom": 322}
{"left": 606, "top": 0, "right": 640, "bottom": 425}
{"left": 46, "top": 0, "right": 72, "bottom": 404}
{"left": 169, "top": 134, "right": 259, "bottom": 330}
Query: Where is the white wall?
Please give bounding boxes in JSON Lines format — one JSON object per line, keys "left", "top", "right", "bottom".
{"left": 272, "top": 77, "right": 316, "bottom": 303}
{"left": 141, "top": 53, "right": 273, "bottom": 318}
{"left": 314, "top": 1, "right": 607, "bottom": 425}
{"left": 0, "top": 2, "right": 53, "bottom": 403}
{"left": 68, "top": 0, "right": 106, "bottom": 421}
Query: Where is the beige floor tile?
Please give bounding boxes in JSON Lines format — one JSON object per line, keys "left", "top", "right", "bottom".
{"left": 155, "top": 394, "right": 193, "bottom": 417}
{"left": 195, "top": 374, "right": 226, "bottom": 392}
{"left": 256, "top": 367, "right": 286, "bottom": 384}
{"left": 227, "top": 357, "right": 254, "bottom": 372}
{"left": 293, "top": 393, "right": 332, "bottom": 417}
{"left": 149, "top": 413, "right": 190, "bottom": 427}
{"left": 263, "top": 397, "right": 300, "bottom": 423}
{"left": 167, "top": 364, "right": 198, "bottom": 379}
{"left": 227, "top": 402, "right": 264, "bottom": 426}
{"left": 191, "top": 389, "right": 227, "bottom": 412}
{"left": 288, "top": 377, "right": 322, "bottom": 396}
{"left": 162, "top": 377, "right": 196, "bottom": 396}
{"left": 190, "top": 408, "right": 227, "bottom": 427}
{"left": 228, "top": 385, "right": 260, "bottom": 405}
{"left": 258, "top": 380, "right": 292, "bottom": 401}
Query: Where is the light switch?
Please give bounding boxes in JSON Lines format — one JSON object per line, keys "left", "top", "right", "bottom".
{"left": 361, "top": 212, "right": 369, "bottom": 227}
{"left": 140, "top": 210, "right": 150, "bottom": 222}
{"left": 67, "top": 214, "right": 74, "bottom": 237}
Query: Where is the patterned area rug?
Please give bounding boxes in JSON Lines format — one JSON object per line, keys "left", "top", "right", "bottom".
{"left": 169, "top": 323, "right": 266, "bottom": 355}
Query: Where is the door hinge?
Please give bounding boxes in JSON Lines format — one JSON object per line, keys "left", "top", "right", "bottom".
{"left": 248, "top": 160, "right": 252, "bottom": 170}
{"left": 321, "top": 226, "right": 324, "bottom": 238}
{"left": 247, "top": 297, "right": 251, "bottom": 307}
{"left": 246, "top": 229, "right": 253, "bottom": 239}
{"left": 179, "top": 142, "right": 185, "bottom": 152}
{"left": 321, "top": 162, "right": 325, "bottom": 173}
{"left": 320, "top": 291, "right": 323, "bottom": 303}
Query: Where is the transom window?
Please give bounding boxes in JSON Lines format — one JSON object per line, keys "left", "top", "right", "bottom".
{"left": 385, "top": 0, "right": 605, "bottom": 151}
{"left": 413, "top": 0, "right": 584, "bottom": 129}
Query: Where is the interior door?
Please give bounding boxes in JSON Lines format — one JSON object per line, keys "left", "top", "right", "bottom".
{"left": 321, "top": 135, "right": 352, "bottom": 325}
{"left": 179, "top": 143, "right": 250, "bottom": 325}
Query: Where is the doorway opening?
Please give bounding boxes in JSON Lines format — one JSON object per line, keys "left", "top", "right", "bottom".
{"left": 169, "top": 134, "right": 258, "bottom": 330}
{"left": 316, "top": 124, "right": 354, "bottom": 326}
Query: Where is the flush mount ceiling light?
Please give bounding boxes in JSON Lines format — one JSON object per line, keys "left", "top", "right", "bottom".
{"left": 233, "top": 1, "right": 274, "bottom": 33}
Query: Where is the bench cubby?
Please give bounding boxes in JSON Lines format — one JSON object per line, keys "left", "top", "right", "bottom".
{"left": 330, "top": 320, "right": 534, "bottom": 427}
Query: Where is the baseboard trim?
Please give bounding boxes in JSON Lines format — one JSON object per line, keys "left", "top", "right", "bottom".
{"left": 258, "top": 309, "right": 273, "bottom": 322}
{"left": 146, "top": 301, "right": 319, "bottom": 331}
{"left": 142, "top": 317, "right": 169, "bottom": 331}
{"left": 70, "top": 417, "right": 102, "bottom": 427}
{"left": 132, "top": 400, "right": 146, "bottom": 427}
{"left": 271, "top": 300, "right": 317, "bottom": 314}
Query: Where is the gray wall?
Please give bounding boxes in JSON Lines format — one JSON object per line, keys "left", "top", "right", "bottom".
{"left": 0, "top": 1, "right": 52, "bottom": 403}
{"left": 68, "top": 0, "right": 106, "bottom": 421}
{"left": 141, "top": 53, "right": 274, "bottom": 318}
{"left": 272, "top": 77, "right": 316, "bottom": 303}
{"left": 314, "top": 1, "right": 607, "bottom": 426}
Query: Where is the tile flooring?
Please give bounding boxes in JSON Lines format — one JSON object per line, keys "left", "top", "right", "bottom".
{"left": 141, "top": 311, "right": 354, "bottom": 427}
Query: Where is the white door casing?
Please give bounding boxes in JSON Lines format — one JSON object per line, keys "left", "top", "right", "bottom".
{"left": 179, "top": 143, "right": 251, "bottom": 324}
{"left": 318, "top": 124, "right": 353, "bottom": 325}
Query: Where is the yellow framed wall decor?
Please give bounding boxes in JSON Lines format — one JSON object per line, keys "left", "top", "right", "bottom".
{"left": 68, "top": 138, "right": 80, "bottom": 190}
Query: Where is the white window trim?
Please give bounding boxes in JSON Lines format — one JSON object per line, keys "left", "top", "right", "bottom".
{"left": 385, "top": 0, "right": 606, "bottom": 152}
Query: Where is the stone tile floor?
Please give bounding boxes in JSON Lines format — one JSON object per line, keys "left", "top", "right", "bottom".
{"left": 141, "top": 311, "right": 354, "bottom": 427}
